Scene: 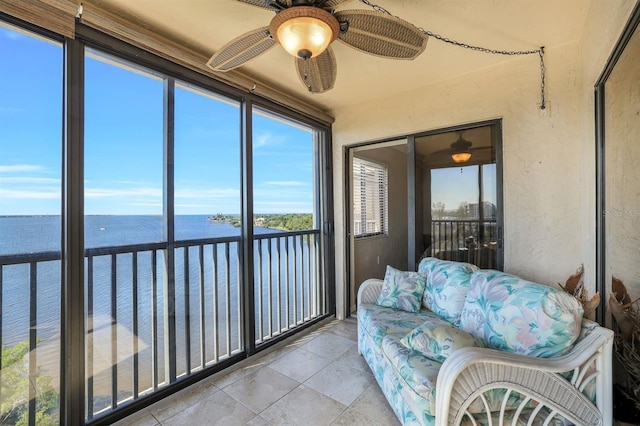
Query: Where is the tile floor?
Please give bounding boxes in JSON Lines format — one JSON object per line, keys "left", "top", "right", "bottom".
{"left": 114, "top": 318, "right": 401, "bottom": 426}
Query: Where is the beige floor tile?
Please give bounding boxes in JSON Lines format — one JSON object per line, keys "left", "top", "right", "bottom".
{"left": 330, "top": 406, "right": 386, "bottom": 426}
{"left": 333, "top": 345, "right": 371, "bottom": 373}
{"left": 304, "top": 360, "right": 374, "bottom": 406}
{"left": 210, "top": 361, "right": 265, "bottom": 389}
{"left": 110, "top": 409, "right": 159, "bottom": 426}
{"left": 223, "top": 367, "right": 299, "bottom": 413}
{"left": 260, "top": 384, "right": 346, "bottom": 426}
{"left": 244, "top": 415, "right": 272, "bottom": 425}
{"left": 268, "top": 347, "right": 332, "bottom": 382}
{"left": 350, "top": 383, "right": 401, "bottom": 425}
{"left": 149, "top": 377, "right": 219, "bottom": 422}
{"left": 300, "top": 332, "right": 356, "bottom": 360}
{"left": 162, "top": 390, "right": 255, "bottom": 426}
{"left": 321, "top": 319, "right": 358, "bottom": 342}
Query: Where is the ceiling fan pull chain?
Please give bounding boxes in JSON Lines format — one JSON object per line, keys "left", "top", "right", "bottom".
{"left": 358, "top": 0, "right": 546, "bottom": 111}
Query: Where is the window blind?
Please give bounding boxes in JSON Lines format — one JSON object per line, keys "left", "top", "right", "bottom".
{"left": 353, "top": 157, "right": 388, "bottom": 238}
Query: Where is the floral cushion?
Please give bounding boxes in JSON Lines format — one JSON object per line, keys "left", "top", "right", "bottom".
{"left": 459, "top": 270, "right": 583, "bottom": 357}
{"left": 401, "top": 320, "right": 485, "bottom": 363}
{"left": 382, "top": 334, "right": 441, "bottom": 417}
{"left": 358, "top": 303, "right": 439, "bottom": 347}
{"left": 417, "top": 257, "right": 478, "bottom": 326}
{"left": 377, "top": 265, "right": 427, "bottom": 313}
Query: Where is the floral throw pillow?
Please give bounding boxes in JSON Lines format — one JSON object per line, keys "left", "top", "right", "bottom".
{"left": 401, "top": 320, "right": 484, "bottom": 363}
{"left": 376, "top": 265, "right": 427, "bottom": 313}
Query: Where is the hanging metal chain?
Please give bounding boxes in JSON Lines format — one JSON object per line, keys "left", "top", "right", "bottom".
{"left": 358, "top": 0, "right": 547, "bottom": 110}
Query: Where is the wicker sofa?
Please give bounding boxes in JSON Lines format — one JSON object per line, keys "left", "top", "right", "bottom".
{"left": 357, "top": 257, "right": 613, "bottom": 426}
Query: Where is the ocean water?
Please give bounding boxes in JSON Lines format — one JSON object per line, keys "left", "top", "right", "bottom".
{"left": 0, "top": 215, "right": 318, "bottom": 410}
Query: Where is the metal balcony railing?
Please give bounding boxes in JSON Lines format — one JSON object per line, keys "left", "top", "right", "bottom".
{"left": 0, "top": 229, "right": 324, "bottom": 423}
{"left": 428, "top": 219, "right": 498, "bottom": 269}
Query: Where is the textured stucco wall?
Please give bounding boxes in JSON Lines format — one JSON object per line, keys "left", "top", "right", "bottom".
{"left": 331, "top": 0, "right": 638, "bottom": 319}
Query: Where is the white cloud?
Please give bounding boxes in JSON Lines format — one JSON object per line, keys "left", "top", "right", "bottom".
{"left": 0, "top": 177, "right": 60, "bottom": 184}
{"left": 0, "top": 164, "right": 47, "bottom": 173}
{"left": 85, "top": 187, "right": 162, "bottom": 198}
{"left": 254, "top": 132, "right": 286, "bottom": 148}
{"left": 0, "top": 188, "right": 59, "bottom": 199}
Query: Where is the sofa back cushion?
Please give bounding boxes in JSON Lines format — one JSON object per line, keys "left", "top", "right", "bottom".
{"left": 459, "top": 270, "right": 584, "bottom": 357}
{"left": 417, "top": 257, "right": 478, "bottom": 326}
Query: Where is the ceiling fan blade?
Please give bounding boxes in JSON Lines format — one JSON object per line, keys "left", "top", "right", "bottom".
{"left": 335, "top": 10, "right": 428, "bottom": 59}
{"left": 234, "top": 0, "right": 291, "bottom": 11}
{"left": 206, "top": 26, "right": 276, "bottom": 72}
{"left": 296, "top": 46, "right": 337, "bottom": 93}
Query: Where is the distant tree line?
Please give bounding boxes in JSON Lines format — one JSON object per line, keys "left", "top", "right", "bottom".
{"left": 210, "top": 213, "right": 313, "bottom": 231}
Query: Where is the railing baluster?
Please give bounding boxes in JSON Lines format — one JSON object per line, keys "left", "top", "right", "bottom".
{"left": 132, "top": 251, "right": 139, "bottom": 399}
{"left": 267, "top": 239, "right": 273, "bottom": 339}
{"left": 199, "top": 245, "right": 205, "bottom": 370}
{"left": 236, "top": 241, "right": 241, "bottom": 351}
{"left": 257, "top": 239, "right": 263, "bottom": 343}
{"left": 151, "top": 250, "right": 158, "bottom": 390}
{"left": 183, "top": 248, "right": 191, "bottom": 374}
{"left": 284, "top": 237, "right": 290, "bottom": 329}
{"left": 87, "top": 256, "right": 94, "bottom": 418}
{"left": 111, "top": 254, "right": 118, "bottom": 409}
{"left": 212, "top": 244, "right": 218, "bottom": 363}
{"left": 292, "top": 235, "right": 297, "bottom": 325}
{"left": 29, "top": 262, "right": 37, "bottom": 426}
{"left": 301, "top": 235, "right": 305, "bottom": 321}
{"left": 306, "top": 235, "right": 311, "bottom": 320}
{"left": 225, "top": 242, "right": 231, "bottom": 357}
{"left": 276, "top": 238, "right": 281, "bottom": 334}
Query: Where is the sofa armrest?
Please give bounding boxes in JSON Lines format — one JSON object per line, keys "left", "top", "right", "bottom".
{"left": 435, "top": 326, "right": 613, "bottom": 426}
{"left": 357, "top": 278, "right": 383, "bottom": 305}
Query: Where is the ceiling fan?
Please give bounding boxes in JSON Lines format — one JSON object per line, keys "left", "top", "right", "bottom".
{"left": 430, "top": 133, "right": 494, "bottom": 164}
{"left": 206, "top": 0, "right": 428, "bottom": 93}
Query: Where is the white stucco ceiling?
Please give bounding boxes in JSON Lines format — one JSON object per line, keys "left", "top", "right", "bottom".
{"left": 83, "top": 0, "right": 590, "bottom": 114}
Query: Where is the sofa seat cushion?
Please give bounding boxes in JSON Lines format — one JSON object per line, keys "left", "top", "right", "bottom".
{"left": 382, "top": 334, "right": 442, "bottom": 417}
{"left": 401, "top": 319, "right": 485, "bottom": 363}
{"left": 358, "top": 303, "right": 438, "bottom": 347}
{"left": 460, "top": 270, "right": 583, "bottom": 357}
{"left": 418, "top": 257, "right": 478, "bottom": 326}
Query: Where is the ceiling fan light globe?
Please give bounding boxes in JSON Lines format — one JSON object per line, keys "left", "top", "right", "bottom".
{"left": 270, "top": 6, "right": 340, "bottom": 60}
{"left": 451, "top": 152, "right": 472, "bottom": 163}
{"left": 277, "top": 16, "right": 334, "bottom": 58}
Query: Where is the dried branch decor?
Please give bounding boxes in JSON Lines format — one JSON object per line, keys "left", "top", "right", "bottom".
{"left": 609, "top": 277, "right": 640, "bottom": 411}
{"left": 558, "top": 265, "right": 600, "bottom": 319}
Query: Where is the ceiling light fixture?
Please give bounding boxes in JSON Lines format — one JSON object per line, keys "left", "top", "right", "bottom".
{"left": 270, "top": 6, "right": 340, "bottom": 60}
{"left": 450, "top": 134, "right": 473, "bottom": 163}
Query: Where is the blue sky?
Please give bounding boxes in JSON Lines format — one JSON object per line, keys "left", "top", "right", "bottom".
{"left": 431, "top": 164, "right": 496, "bottom": 211}
{"left": 0, "top": 24, "right": 314, "bottom": 216}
